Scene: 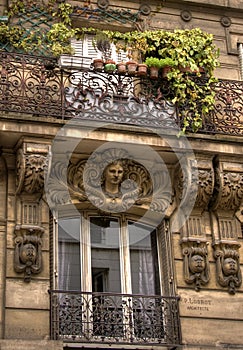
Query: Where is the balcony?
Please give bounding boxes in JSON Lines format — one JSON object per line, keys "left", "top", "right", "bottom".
{"left": 49, "top": 290, "right": 181, "bottom": 347}
{"left": 0, "top": 51, "right": 242, "bottom": 135}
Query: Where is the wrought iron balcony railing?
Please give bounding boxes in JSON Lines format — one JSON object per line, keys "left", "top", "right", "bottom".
{"left": 0, "top": 51, "right": 242, "bottom": 135}
{"left": 49, "top": 290, "right": 181, "bottom": 347}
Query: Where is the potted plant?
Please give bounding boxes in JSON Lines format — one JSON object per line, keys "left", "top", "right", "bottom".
{"left": 104, "top": 59, "right": 116, "bottom": 73}
{"left": 159, "top": 57, "right": 176, "bottom": 78}
{"left": 103, "top": 28, "right": 219, "bottom": 133}
{"left": 144, "top": 57, "right": 161, "bottom": 79}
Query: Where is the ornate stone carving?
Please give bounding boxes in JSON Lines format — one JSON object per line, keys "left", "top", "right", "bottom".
{"left": 16, "top": 144, "right": 49, "bottom": 195}
{"left": 47, "top": 148, "right": 172, "bottom": 214}
{"left": 181, "top": 240, "right": 210, "bottom": 291}
{"left": 175, "top": 156, "right": 214, "bottom": 214}
{"left": 212, "top": 169, "right": 243, "bottom": 213}
{"left": 213, "top": 243, "right": 242, "bottom": 294}
{"left": 14, "top": 224, "right": 44, "bottom": 282}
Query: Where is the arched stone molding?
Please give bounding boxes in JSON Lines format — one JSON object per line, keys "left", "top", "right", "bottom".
{"left": 14, "top": 139, "right": 50, "bottom": 281}
{"left": 210, "top": 156, "right": 243, "bottom": 293}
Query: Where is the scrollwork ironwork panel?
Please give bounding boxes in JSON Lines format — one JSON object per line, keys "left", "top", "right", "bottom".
{"left": 0, "top": 52, "right": 242, "bottom": 135}
{"left": 209, "top": 79, "right": 243, "bottom": 135}
{"left": 49, "top": 290, "right": 181, "bottom": 346}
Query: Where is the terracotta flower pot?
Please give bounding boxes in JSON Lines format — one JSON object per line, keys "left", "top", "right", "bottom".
{"left": 126, "top": 61, "right": 138, "bottom": 75}
{"left": 117, "top": 62, "right": 127, "bottom": 74}
{"left": 161, "top": 66, "right": 172, "bottom": 78}
{"left": 137, "top": 63, "right": 148, "bottom": 76}
{"left": 149, "top": 66, "right": 159, "bottom": 79}
{"left": 93, "top": 59, "right": 104, "bottom": 72}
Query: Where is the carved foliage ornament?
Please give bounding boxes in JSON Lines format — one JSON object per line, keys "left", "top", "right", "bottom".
{"left": 181, "top": 241, "right": 210, "bottom": 291}
{"left": 212, "top": 169, "right": 243, "bottom": 212}
{"left": 16, "top": 148, "right": 48, "bottom": 194}
{"left": 14, "top": 225, "right": 44, "bottom": 282}
{"left": 175, "top": 159, "right": 214, "bottom": 213}
{"left": 214, "top": 243, "right": 242, "bottom": 294}
{"left": 47, "top": 148, "right": 172, "bottom": 214}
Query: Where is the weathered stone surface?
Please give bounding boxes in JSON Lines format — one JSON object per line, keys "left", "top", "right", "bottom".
{"left": 179, "top": 289, "right": 243, "bottom": 319}
{"left": 5, "top": 309, "right": 49, "bottom": 339}
{"left": 5, "top": 280, "right": 49, "bottom": 310}
{"left": 0, "top": 340, "right": 63, "bottom": 350}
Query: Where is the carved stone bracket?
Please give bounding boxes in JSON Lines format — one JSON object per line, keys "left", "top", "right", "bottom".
{"left": 16, "top": 142, "right": 50, "bottom": 195}
{"left": 213, "top": 242, "right": 242, "bottom": 294}
{"left": 14, "top": 224, "right": 44, "bottom": 282}
{"left": 211, "top": 157, "right": 243, "bottom": 215}
{"left": 175, "top": 154, "right": 214, "bottom": 240}
{"left": 181, "top": 240, "right": 210, "bottom": 291}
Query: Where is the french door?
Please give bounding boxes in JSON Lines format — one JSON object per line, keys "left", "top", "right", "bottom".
{"left": 56, "top": 213, "right": 163, "bottom": 340}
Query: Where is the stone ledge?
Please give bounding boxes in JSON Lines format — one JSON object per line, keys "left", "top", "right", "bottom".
{"left": 0, "top": 340, "right": 63, "bottom": 350}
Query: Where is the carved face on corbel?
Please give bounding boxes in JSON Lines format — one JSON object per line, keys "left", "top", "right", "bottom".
{"left": 19, "top": 243, "right": 37, "bottom": 265}
{"left": 222, "top": 257, "right": 238, "bottom": 276}
{"left": 214, "top": 244, "right": 242, "bottom": 294}
{"left": 14, "top": 225, "right": 44, "bottom": 282}
{"left": 182, "top": 242, "right": 210, "bottom": 291}
{"left": 189, "top": 254, "right": 206, "bottom": 274}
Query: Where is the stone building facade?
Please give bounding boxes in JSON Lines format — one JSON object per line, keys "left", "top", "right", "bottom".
{"left": 0, "top": 1, "right": 243, "bottom": 350}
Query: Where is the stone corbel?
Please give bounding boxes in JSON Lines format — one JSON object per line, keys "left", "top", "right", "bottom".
{"left": 213, "top": 242, "right": 242, "bottom": 294}
{"left": 175, "top": 154, "right": 214, "bottom": 238}
{"left": 16, "top": 141, "right": 50, "bottom": 196}
{"left": 210, "top": 157, "right": 243, "bottom": 293}
{"left": 211, "top": 156, "right": 243, "bottom": 217}
{"left": 181, "top": 240, "right": 210, "bottom": 291}
{"left": 14, "top": 224, "right": 44, "bottom": 282}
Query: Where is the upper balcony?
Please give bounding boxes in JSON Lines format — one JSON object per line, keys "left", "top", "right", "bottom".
{"left": 0, "top": 51, "right": 242, "bottom": 136}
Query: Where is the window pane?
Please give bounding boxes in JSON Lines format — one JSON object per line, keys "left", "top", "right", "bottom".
{"left": 58, "top": 217, "right": 81, "bottom": 290}
{"left": 128, "top": 221, "right": 160, "bottom": 295}
{"left": 90, "top": 217, "right": 121, "bottom": 293}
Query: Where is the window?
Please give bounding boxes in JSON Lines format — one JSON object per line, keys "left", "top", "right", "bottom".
{"left": 56, "top": 214, "right": 161, "bottom": 296}
{"left": 59, "top": 34, "right": 127, "bottom": 69}
{"left": 51, "top": 211, "right": 179, "bottom": 344}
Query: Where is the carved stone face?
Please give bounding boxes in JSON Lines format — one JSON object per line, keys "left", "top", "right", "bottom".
{"left": 104, "top": 163, "right": 124, "bottom": 189}
{"left": 222, "top": 257, "right": 238, "bottom": 276}
{"left": 20, "top": 243, "right": 37, "bottom": 265}
{"left": 190, "top": 254, "right": 206, "bottom": 273}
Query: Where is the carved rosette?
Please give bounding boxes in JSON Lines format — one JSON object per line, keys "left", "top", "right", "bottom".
{"left": 16, "top": 148, "right": 48, "bottom": 195}
{"left": 14, "top": 224, "right": 44, "bottom": 282}
{"left": 46, "top": 148, "right": 172, "bottom": 214}
{"left": 181, "top": 240, "right": 210, "bottom": 291}
{"left": 213, "top": 242, "right": 242, "bottom": 294}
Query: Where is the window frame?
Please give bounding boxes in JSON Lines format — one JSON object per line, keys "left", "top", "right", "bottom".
{"left": 53, "top": 210, "right": 169, "bottom": 296}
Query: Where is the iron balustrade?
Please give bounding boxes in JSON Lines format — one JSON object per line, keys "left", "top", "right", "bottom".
{"left": 49, "top": 290, "right": 181, "bottom": 346}
{"left": 0, "top": 51, "right": 242, "bottom": 135}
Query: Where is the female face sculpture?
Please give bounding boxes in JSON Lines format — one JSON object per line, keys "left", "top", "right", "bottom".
{"left": 103, "top": 161, "right": 124, "bottom": 195}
